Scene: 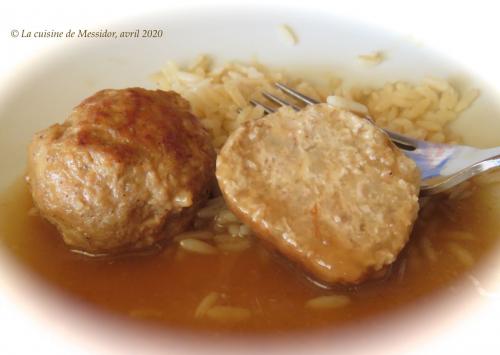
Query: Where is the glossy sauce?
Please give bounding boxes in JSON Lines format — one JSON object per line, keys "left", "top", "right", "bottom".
{"left": 0, "top": 177, "right": 499, "bottom": 333}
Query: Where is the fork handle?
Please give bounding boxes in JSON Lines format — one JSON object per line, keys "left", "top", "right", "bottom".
{"left": 441, "top": 146, "right": 500, "bottom": 176}
{"left": 420, "top": 155, "right": 500, "bottom": 196}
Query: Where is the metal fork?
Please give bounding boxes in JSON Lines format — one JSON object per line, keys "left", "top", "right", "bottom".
{"left": 250, "top": 83, "right": 500, "bottom": 196}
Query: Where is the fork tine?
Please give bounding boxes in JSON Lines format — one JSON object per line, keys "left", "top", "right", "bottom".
{"left": 251, "top": 84, "right": 500, "bottom": 195}
{"left": 275, "top": 82, "right": 320, "bottom": 105}
{"left": 250, "top": 99, "right": 276, "bottom": 114}
{"left": 276, "top": 82, "right": 417, "bottom": 150}
{"left": 262, "top": 92, "right": 301, "bottom": 111}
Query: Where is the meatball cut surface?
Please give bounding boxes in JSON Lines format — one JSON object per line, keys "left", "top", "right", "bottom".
{"left": 216, "top": 104, "right": 420, "bottom": 285}
{"left": 27, "top": 88, "right": 215, "bottom": 253}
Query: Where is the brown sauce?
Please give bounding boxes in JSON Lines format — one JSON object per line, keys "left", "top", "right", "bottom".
{"left": 0, "top": 177, "right": 499, "bottom": 333}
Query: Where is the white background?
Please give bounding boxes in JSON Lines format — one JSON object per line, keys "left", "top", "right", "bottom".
{"left": 1, "top": 0, "right": 499, "bottom": 354}
{"left": 2, "top": 0, "right": 500, "bottom": 87}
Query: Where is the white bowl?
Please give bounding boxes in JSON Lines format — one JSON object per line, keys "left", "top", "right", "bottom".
{"left": 1, "top": 2, "right": 500, "bottom": 354}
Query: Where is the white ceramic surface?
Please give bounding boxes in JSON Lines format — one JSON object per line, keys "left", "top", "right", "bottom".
{"left": 1, "top": 1, "right": 500, "bottom": 354}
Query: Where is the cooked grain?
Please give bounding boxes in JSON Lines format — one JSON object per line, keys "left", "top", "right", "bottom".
{"left": 279, "top": 24, "right": 299, "bottom": 45}
{"left": 179, "top": 239, "right": 218, "bottom": 255}
{"left": 238, "top": 224, "right": 252, "bottom": 237}
{"left": 305, "top": 295, "right": 351, "bottom": 310}
{"left": 358, "top": 51, "right": 385, "bottom": 65}
{"left": 216, "top": 210, "right": 239, "bottom": 224}
{"left": 455, "top": 89, "right": 480, "bottom": 112}
{"left": 173, "top": 230, "right": 213, "bottom": 242}
{"left": 154, "top": 55, "right": 477, "bottom": 147}
{"left": 197, "top": 204, "right": 223, "bottom": 219}
{"left": 227, "top": 224, "right": 241, "bottom": 237}
{"left": 216, "top": 239, "right": 252, "bottom": 253}
{"left": 195, "top": 292, "right": 219, "bottom": 318}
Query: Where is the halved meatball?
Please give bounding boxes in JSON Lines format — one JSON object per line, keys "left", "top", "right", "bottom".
{"left": 27, "top": 88, "right": 215, "bottom": 253}
{"left": 216, "top": 104, "right": 420, "bottom": 285}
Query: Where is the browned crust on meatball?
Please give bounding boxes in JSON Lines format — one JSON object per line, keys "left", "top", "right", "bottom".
{"left": 27, "top": 88, "right": 215, "bottom": 253}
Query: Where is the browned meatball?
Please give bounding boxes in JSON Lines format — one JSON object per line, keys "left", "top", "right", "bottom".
{"left": 216, "top": 104, "right": 420, "bottom": 285}
{"left": 27, "top": 88, "right": 215, "bottom": 253}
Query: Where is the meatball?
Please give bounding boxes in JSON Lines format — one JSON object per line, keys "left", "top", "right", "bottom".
{"left": 216, "top": 104, "right": 420, "bottom": 285}
{"left": 27, "top": 88, "right": 215, "bottom": 253}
